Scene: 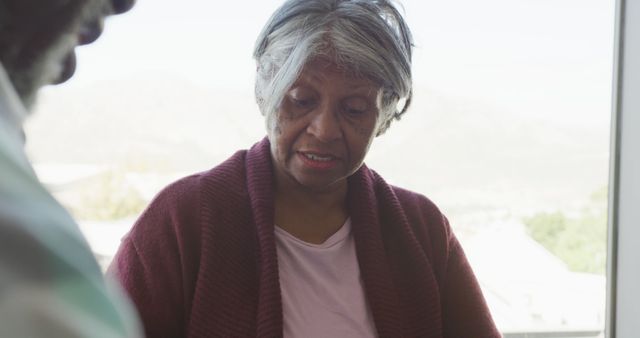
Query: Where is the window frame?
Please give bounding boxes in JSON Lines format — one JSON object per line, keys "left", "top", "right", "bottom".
{"left": 606, "top": 0, "right": 640, "bottom": 336}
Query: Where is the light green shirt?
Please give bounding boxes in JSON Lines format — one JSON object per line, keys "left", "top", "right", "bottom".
{"left": 0, "top": 63, "right": 142, "bottom": 338}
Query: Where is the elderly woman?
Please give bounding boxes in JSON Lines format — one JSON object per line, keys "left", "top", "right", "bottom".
{"left": 109, "top": 0, "right": 500, "bottom": 337}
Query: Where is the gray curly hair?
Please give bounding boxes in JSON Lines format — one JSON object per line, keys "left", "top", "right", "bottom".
{"left": 253, "top": 0, "right": 414, "bottom": 136}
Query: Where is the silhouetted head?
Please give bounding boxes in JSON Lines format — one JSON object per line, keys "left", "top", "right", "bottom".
{"left": 0, "top": 0, "right": 135, "bottom": 108}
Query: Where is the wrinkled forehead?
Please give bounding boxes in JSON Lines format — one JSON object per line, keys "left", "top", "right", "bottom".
{"left": 300, "top": 58, "right": 379, "bottom": 88}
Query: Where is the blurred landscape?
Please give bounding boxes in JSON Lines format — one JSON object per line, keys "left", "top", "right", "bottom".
{"left": 27, "top": 74, "right": 610, "bottom": 217}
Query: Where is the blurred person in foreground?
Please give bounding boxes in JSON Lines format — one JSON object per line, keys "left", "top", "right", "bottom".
{"left": 0, "top": 0, "right": 141, "bottom": 336}
{"left": 110, "top": 0, "right": 500, "bottom": 337}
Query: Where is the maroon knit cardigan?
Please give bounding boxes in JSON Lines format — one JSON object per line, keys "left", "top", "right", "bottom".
{"left": 109, "top": 138, "right": 500, "bottom": 338}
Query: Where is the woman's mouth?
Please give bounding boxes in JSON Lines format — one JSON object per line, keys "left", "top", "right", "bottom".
{"left": 298, "top": 151, "right": 338, "bottom": 170}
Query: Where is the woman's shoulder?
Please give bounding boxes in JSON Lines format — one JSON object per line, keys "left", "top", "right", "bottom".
{"left": 131, "top": 149, "right": 250, "bottom": 236}
{"left": 366, "top": 168, "right": 450, "bottom": 237}
{"left": 151, "top": 149, "right": 249, "bottom": 208}
{"left": 384, "top": 184, "right": 455, "bottom": 264}
{"left": 389, "top": 185, "right": 444, "bottom": 220}
{"left": 365, "top": 167, "right": 440, "bottom": 218}
{"left": 389, "top": 185, "right": 452, "bottom": 237}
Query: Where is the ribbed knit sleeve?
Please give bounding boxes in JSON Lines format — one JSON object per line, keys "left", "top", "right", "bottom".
{"left": 108, "top": 174, "right": 204, "bottom": 338}
{"left": 441, "top": 229, "right": 501, "bottom": 337}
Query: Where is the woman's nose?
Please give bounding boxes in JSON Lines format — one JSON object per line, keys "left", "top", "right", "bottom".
{"left": 307, "top": 106, "right": 342, "bottom": 143}
{"left": 111, "top": 0, "right": 135, "bottom": 14}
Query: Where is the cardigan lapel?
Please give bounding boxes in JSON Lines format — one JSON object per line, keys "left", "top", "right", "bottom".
{"left": 372, "top": 169, "right": 444, "bottom": 337}
{"left": 349, "top": 165, "right": 444, "bottom": 337}
{"left": 348, "top": 166, "right": 405, "bottom": 337}
{"left": 246, "top": 138, "right": 283, "bottom": 337}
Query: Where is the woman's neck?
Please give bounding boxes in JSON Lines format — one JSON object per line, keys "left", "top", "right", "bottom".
{"left": 274, "top": 177, "right": 348, "bottom": 245}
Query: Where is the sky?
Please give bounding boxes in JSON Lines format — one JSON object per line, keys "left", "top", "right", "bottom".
{"left": 61, "top": 0, "right": 615, "bottom": 127}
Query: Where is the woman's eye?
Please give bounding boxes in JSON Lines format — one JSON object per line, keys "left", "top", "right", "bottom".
{"left": 345, "top": 107, "right": 366, "bottom": 115}
{"left": 343, "top": 99, "right": 370, "bottom": 116}
{"left": 292, "top": 98, "right": 315, "bottom": 109}
{"left": 286, "top": 87, "right": 317, "bottom": 111}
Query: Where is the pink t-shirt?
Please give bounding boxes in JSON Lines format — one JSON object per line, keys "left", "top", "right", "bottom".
{"left": 275, "top": 219, "right": 378, "bottom": 338}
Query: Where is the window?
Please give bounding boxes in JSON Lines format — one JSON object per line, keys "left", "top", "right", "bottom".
{"left": 25, "top": 0, "right": 617, "bottom": 335}
{"left": 607, "top": 0, "right": 640, "bottom": 336}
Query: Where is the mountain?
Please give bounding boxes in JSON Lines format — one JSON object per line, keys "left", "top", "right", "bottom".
{"left": 25, "top": 72, "right": 610, "bottom": 216}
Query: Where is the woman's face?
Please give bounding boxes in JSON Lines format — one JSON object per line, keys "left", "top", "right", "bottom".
{"left": 268, "top": 59, "right": 382, "bottom": 194}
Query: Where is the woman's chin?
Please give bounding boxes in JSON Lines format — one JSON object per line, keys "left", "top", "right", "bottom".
{"left": 291, "top": 174, "right": 347, "bottom": 194}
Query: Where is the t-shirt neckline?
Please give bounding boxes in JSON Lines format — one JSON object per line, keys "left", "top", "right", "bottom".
{"left": 274, "top": 218, "right": 352, "bottom": 249}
